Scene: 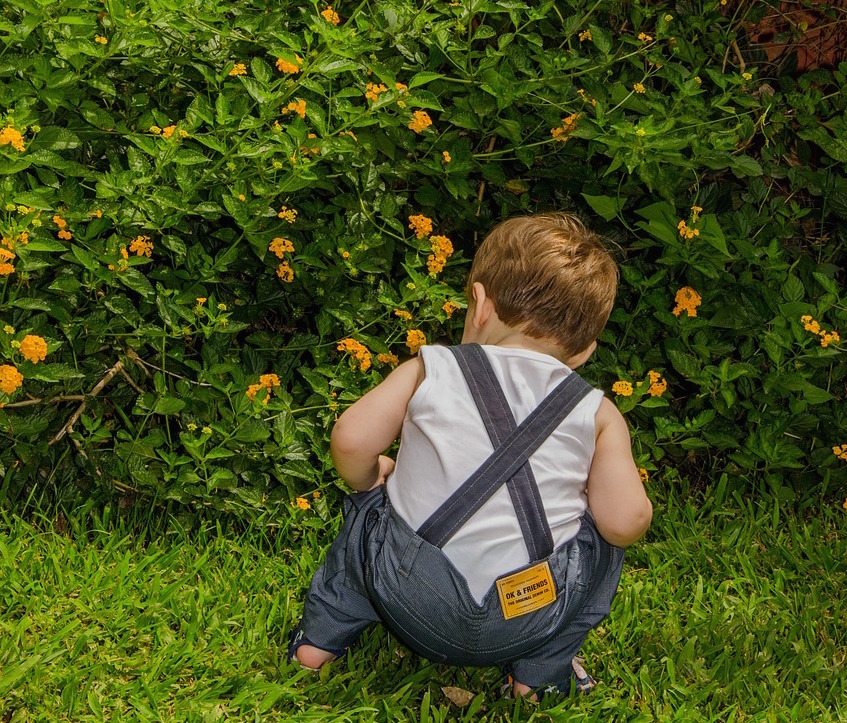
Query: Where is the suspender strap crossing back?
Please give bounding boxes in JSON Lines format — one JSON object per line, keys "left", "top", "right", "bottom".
{"left": 416, "top": 343, "right": 593, "bottom": 555}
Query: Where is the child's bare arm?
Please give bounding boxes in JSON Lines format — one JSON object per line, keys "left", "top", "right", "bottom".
{"left": 586, "top": 397, "right": 653, "bottom": 547}
{"left": 330, "top": 356, "right": 425, "bottom": 491}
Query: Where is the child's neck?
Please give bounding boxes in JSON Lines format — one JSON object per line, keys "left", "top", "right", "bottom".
{"left": 462, "top": 322, "right": 573, "bottom": 367}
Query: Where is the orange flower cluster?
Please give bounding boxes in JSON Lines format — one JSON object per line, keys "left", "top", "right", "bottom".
{"left": 0, "top": 246, "right": 16, "bottom": 276}
{"left": 282, "top": 99, "right": 307, "bottom": 119}
{"left": 0, "top": 125, "right": 25, "bottom": 152}
{"left": 672, "top": 286, "right": 701, "bottom": 317}
{"left": 378, "top": 352, "right": 399, "bottom": 366}
{"left": 365, "top": 83, "right": 387, "bottom": 102}
{"left": 833, "top": 444, "right": 847, "bottom": 462}
{"left": 408, "top": 110, "right": 432, "bottom": 133}
{"left": 129, "top": 235, "right": 153, "bottom": 257}
{"left": 0, "top": 364, "right": 23, "bottom": 394}
{"left": 20, "top": 334, "right": 47, "bottom": 364}
{"left": 276, "top": 55, "right": 302, "bottom": 74}
{"left": 95, "top": 35, "right": 108, "bottom": 44}
{"left": 338, "top": 338, "right": 371, "bottom": 371}
{"left": 406, "top": 329, "right": 426, "bottom": 354}
{"left": 442, "top": 301, "right": 460, "bottom": 318}
{"left": 276, "top": 262, "right": 294, "bottom": 282}
{"left": 292, "top": 497, "right": 311, "bottom": 510}
{"left": 321, "top": 7, "right": 340, "bottom": 24}
{"left": 612, "top": 380, "right": 633, "bottom": 396}
{"left": 638, "top": 468, "right": 649, "bottom": 484}
{"left": 408, "top": 214, "right": 433, "bottom": 239}
{"left": 229, "top": 63, "right": 247, "bottom": 76}
{"left": 690, "top": 205, "right": 703, "bottom": 222}
{"left": 278, "top": 205, "right": 298, "bottom": 223}
{"left": 269, "top": 237, "right": 294, "bottom": 258}
{"left": 551, "top": 113, "right": 581, "bottom": 143}
{"left": 246, "top": 373, "right": 281, "bottom": 404}
{"left": 579, "top": 29, "right": 592, "bottom": 41}
{"left": 647, "top": 370, "right": 667, "bottom": 397}
{"left": 637, "top": 32, "right": 652, "bottom": 42}
{"left": 442, "top": 150, "right": 451, "bottom": 164}
{"left": 427, "top": 235, "right": 453, "bottom": 276}
{"left": 677, "top": 219, "right": 700, "bottom": 239}
{"left": 801, "top": 316, "right": 840, "bottom": 347}
{"left": 394, "top": 309, "right": 412, "bottom": 320}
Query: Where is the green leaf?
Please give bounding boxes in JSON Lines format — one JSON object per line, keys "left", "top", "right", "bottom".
{"left": 582, "top": 193, "right": 625, "bottom": 221}
{"left": 26, "top": 363, "right": 84, "bottom": 382}
{"left": 588, "top": 24, "right": 612, "bottom": 54}
{"left": 118, "top": 269, "right": 154, "bottom": 298}
{"left": 153, "top": 396, "right": 186, "bottom": 415}
{"left": 408, "top": 71, "right": 444, "bottom": 88}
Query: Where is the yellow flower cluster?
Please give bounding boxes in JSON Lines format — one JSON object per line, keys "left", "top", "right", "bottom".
{"left": 378, "top": 352, "right": 399, "bottom": 366}
{"left": 95, "top": 35, "right": 108, "bottom": 44}
{"left": 282, "top": 99, "right": 307, "bottom": 119}
{"left": 408, "top": 214, "right": 433, "bottom": 239}
{"left": 442, "top": 150, "right": 451, "bottom": 164}
{"left": 647, "top": 370, "right": 667, "bottom": 397}
{"left": 276, "top": 262, "right": 294, "bottom": 282}
{"left": 365, "top": 83, "right": 387, "bottom": 102}
{"left": 293, "top": 497, "right": 311, "bottom": 510}
{"left": 278, "top": 205, "right": 298, "bottom": 223}
{"left": 551, "top": 113, "right": 581, "bottom": 143}
{"left": 442, "top": 301, "right": 460, "bottom": 318}
{"left": 638, "top": 468, "right": 649, "bottom": 484}
{"left": 338, "top": 338, "right": 372, "bottom": 371}
{"left": 672, "top": 286, "right": 701, "bottom": 317}
{"left": 276, "top": 55, "right": 302, "bottom": 74}
{"left": 801, "top": 316, "right": 840, "bottom": 347}
{"left": 427, "top": 235, "right": 453, "bottom": 276}
{"left": 269, "top": 237, "right": 294, "bottom": 258}
{"left": 633, "top": 82, "right": 646, "bottom": 94}
{"left": 0, "top": 126, "right": 25, "bottom": 152}
{"left": 677, "top": 219, "right": 700, "bottom": 239}
{"left": 246, "top": 373, "right": 280, "bottom": 404}
{"left": 638, "top": 32, "right": 652, "bottom": 42}
{"left": 612, "top": 380, "right": 633, "bottom": 396}
{"left": 576, "top": 88, "right": 597, "bottom": 106}
{"left": 408, "top": 110, "right": 432, "bottom": 133}
{"left": 394, "top": 309, "right": 412, "bottom": 320}
{"left": 579, "top": 29, "right": 592, "bottom": 41}
{"left": 229, "top": 62, "right": 247, "bottom": 76}
{"left": 129, "top": 235, "right": 153, "bottom": 257}
{"left": 690, "top": 205, "right": 703, "bottom": 221}
{"left": 20, "top": 334, "right": 47, "bottom": 364}
{"left": 321, "top": 7, "right": 340, "bottom": 24}
{"left": 0, "top": 364, "right": 23, "bottom": 394}
{"left": 833, "top": 444, "right": 847, "bottom": 462}
{"left": 406, "top": 329, "right": 426, "bottom": 354}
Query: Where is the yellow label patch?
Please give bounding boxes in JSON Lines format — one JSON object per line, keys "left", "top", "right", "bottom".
{"left": 495, "top": 561, "right": 556, "bottom": 620}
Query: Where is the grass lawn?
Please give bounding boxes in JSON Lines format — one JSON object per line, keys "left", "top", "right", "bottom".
{"left": 1, "top": 478, "right": 844, "bottom": 722}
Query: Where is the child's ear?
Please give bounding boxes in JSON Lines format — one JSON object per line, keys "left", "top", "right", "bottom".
{"left": 470, "top": 282, "right": 493, "bottom": 330}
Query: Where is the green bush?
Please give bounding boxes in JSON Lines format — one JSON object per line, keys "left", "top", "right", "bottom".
{"left": 0, "top": 0, "right": 845, "bottom": 518}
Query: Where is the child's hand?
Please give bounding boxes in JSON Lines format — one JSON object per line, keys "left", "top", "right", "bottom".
{"left": 372, "top": 455, "right": 395, "bottom": 488}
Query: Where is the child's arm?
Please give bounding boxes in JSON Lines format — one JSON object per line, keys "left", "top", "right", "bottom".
{"left": 330, "top": 356, "right": 425, "bottom": 491}
{"left": 586, "top": 397, "right": 653, "bottom": 547}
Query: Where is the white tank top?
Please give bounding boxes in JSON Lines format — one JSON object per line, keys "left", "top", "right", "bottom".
{"left": 386, "top": 344, "right": 604, "bottom": 602}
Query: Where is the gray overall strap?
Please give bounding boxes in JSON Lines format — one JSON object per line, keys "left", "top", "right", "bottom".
{"left": 447, "top": 343, "right": 554, "bottom": 562}
{"left": 417, "top": 345, "right": 593, "bottom": 551}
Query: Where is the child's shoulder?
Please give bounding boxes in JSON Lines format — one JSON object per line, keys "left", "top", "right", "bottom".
{"left": 593, "top": 395, "right": 628, "bottom": 444}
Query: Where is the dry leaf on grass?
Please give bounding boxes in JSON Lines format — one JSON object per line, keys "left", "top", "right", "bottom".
{"left": 441, "top": 686, "right": 475, "bottom": 706}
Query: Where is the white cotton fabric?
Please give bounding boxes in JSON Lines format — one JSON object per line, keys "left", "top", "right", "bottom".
{"left": 386, "top": 344, "right": 604, "bottom": 603}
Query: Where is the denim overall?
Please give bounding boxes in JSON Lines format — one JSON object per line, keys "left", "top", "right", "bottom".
{"left": 298, "top": 344, "right": 625, "bottom": 688}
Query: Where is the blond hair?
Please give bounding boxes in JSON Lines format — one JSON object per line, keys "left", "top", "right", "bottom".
{"left": 466, "top": 213, "right": 618, "bottom": 357}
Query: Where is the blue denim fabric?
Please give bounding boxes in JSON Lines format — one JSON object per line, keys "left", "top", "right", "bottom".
{"left": 299, "top": 486, "right": 624, "bottom": 689}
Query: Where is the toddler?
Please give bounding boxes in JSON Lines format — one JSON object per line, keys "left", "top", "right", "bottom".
{"left": 290, "top": 213, "right": 653, "bottom": 698}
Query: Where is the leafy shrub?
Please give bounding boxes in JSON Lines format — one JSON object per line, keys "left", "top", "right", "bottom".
{"left": 0, "top": 0, "right": 844, "bottom": 518}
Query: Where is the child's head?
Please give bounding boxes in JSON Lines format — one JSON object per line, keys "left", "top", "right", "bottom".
{"left": 465, "top": 212, "right": 618, "bottom": 358}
